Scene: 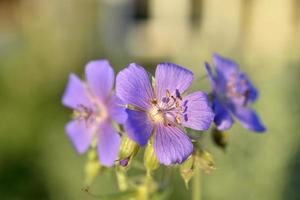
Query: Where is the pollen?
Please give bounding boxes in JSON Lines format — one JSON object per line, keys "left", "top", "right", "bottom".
{"left": 175, "top": 115, "right": 181, "bottom": 124}
{"left": 148, "top": 107, "right": 164, "bottom": 123}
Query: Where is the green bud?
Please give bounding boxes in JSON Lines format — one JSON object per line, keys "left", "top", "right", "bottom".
{"left": 84, "top": 148, "right": 101, "bottom": 185}
{"left": 195, "top": 149, "right": 215, "bottom": 174}
{"left": 211, "top": 127, "right": 229, "bottom": 150}
{"left": 180, "top": 155, "right": 195, "bottom": 188}
{"left": 118, "top": 135, "right": 139, "bottom": 168}
{"left": 144, "top": 137, "right": 159, "bottom": 174}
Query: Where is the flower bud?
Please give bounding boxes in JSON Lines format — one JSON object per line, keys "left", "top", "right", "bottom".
{"left": 180, "top": 155, "right": 195, "bottom": 188}
{"left": 144, "top": 138, "right": 159, "bottom": 173}
{"left": 84, "top": 148, "right": 101, "bottom": 185}
{"left": 195, "top": 149, "right": 215, "bottom": 174}
{"left": 211, "top": 127, "right": 229, "bottom": 150}
{"left": 118, "top": 135, "right": 139, "bottom": 168}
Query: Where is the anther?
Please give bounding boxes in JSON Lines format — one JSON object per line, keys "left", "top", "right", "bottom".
{"left": 175, "top": 89, "right": 182, "bottom": 100}
{"left": 175, "top": 115, "right": 181, "bottom": 124}
{"left": 151, "top": 98, "right": 157, "bottom": 105}
{"left": 166, "top": 89, "right": 171, "bottom": 97}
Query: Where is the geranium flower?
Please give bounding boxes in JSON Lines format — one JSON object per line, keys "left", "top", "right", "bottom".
{"left": 205, "top": 54, "right": 266, "bottom": 132}
{"left": 116, "top": 63, "right": 214, "bottom": 165}
{"left": 62, "top": 60, "right": 127, "bottom": 166}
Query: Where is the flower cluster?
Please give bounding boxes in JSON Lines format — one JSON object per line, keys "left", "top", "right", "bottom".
{"left": 62, "top": 54, "right": 266, "bottom": 193}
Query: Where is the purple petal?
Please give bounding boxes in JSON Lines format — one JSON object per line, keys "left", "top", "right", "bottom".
{"left": 107, "top": 94, "right": 127, "bottom": 124}
{"left": 239, "top": 73, "right": 258, "bottom": 103}
{"left": 154, "top": 124, "right": 193, "bottom": 165}
{"left": 181, "top": 91, "right": 214, "bottom": 131}
{"left": 205, "top": 62, "right": 217, "bottom": 90}
{"left": 85, "top": 60, "right": 114, "bottom": 101}
{"left": 65, "top": 120, "right": 93, "bottom": 154}
{"left": 155, "top": 62, "right": 193, "bottom": 101}
{"left": 116, "top": 63, "right": 154, "bottom": 110}
{"left": 97, "top": 121, "right": 121, "bottom": 167}
{"left": 213, "top": 53, "right": 239, "bottom": 80}
{"left": 62, "top": 74, "right": 92, "bottom": 109}
{"left": 230, "top": 106, "right": 266, "bottom": 132}
{"left": 213, "top": 99, "right": 233, "bottom": 130}
{"left": 123, "top": 109, "right": 152, "bottom": 146}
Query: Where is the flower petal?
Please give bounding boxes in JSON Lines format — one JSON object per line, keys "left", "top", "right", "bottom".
{"left": 205, "top": 62, "right": 217, "bottom": 90}
{"left": 116, "top": 63, "right": 153, "bottom": 110}
{"left": 154, "top": 124, "right": 193, "bottom": 165}
{"left": 212, "top": 53, "right": 239, "bottom": 80}
{"left": 97, "top": 121, "right": 121, "bottom": 167}
{"left": 181, "top": 91, "right": 214, "bottom": 131}
{"left": 62, "top": 74, "right": 92, "bottom": 109}
{"left": 213, "top": 99, "right": 233, "bottom": 130}
{"left": 65, "top": 120, "right": 93, "bottom": 154}
{"left": 85, "top": 60, "right": 114, "bottom": 101}
{"left": 239, "top": 73, "right": 258, "bottom": 103}
{"left": 155, "top": 62, "right": 193, "bottom": 101}
{"left": 123, "top": 109, "right": 152, "bottom": 146}
{"left": 230, "top": 106, "right": 266, "bottom": 132}
{"left": 107, "top": 94, "right": 127, "bottom": 124}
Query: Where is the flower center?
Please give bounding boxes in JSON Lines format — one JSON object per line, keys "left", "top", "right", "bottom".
{"left": 73, "top": 101, "right": 107, "bottom": 127}
{"left": 148, "top": 89, "right": 189, "bottom": 126}
{"left": 226, "top": 74, "right": 250, "bottom": 105}
{"left": 148, "top": 107, "right": 164, "bottom": 123}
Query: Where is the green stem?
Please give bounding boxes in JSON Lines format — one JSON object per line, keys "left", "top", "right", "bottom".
{"left": 116, "top": 169, "right": 128, "bottom": 191}
{"left": 192, "top": 167, "right": 201, "bottom": 200}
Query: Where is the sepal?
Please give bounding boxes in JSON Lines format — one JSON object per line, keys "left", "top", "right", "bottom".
{"left": 118, "top": 135, "right": 139, "bottom": 168}
{"left": 144, "top": 137, "right": 160, "bottom": 174}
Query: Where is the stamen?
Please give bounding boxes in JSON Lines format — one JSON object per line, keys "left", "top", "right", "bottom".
{"left": 166, "top": 89, "right": 171, "bottom": 97}
{"left": 175, "top": 101, "right": 180, "bottom": 108}
{"left": 148, "top": 107, "right": 164, "bottom": 123}
{"left": 184, "top": 114, "right": 188, "bottom": 122}
{"left": 183, "top": 106, "right": 188, "bottom": 113}
{"left": 151, "top": 98, "right": 157, "bottom": 105}
{"left": 175, "top": 89, "right": 182, "bottom": 100}
{"left": 162, "top": 97, "right": 169, "bottom": 103}
{"left": 175, "top": 115, "right": 181, "bottom": 124}
{"left": 171, "top": 96, "right": 176, "bottom": 102}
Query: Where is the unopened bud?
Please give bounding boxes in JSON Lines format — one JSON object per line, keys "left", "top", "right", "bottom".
{"left": 180, "top": 155, "right": 195, "bottom": 188}
{"left": 144, "top": 138, "right": 159, "bottom": 173}
{"left": 195, "top": 149, "right": 215, "bottom": 174}
{"left": 118, "top": 135, "right": 139, "bottom": 168}
{"left": 211, "top": 127, "right": 229, "bottom": 150}
{"left": 84, "top": 148, "right": 101, "bottom": 185}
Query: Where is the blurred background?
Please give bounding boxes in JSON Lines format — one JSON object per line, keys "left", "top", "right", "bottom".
{"left": 0, "top": 0, "right": 299, "bottom": 199}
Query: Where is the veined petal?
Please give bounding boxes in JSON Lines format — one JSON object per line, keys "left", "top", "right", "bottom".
{"left": 107, "top": 94, "right": 127, "bottom": 124}
{"left": 181, "top": 91, "right": 214, "bottom": 131}
{"left": 155, "top": 62, "right": 193, "bottom": 101}
{"left": 213, "top": 53, "right": 239, "bottom": 80}
{"left": 230, "top": 106, "right": 266, "bottom": 132}
{"left": 62, "top": 74, "right": 92, "bottom": 109}
{"left": 116, "top": 63, "right": 153, "bottom": 110}
{"left": 123, "top": 109, "right": 152, "bottom": 146}
{"left": 213, "top": 99, "right": 233, "bottom": 130}
{"left": 97, "top": 121, "right": 121, "bottom": 167}
{"left": 154, "top": 124, "right": 193, "bottom": 165}
{"left": 65, "top": 120, "right": 93, "bottom": 154}
{"left": 85, "top": 60, "right": 114, "bottom": 101}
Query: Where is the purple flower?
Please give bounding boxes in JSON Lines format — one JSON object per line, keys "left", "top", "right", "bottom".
{"left": 205, "top": 54, "right": 266, "bottom": 132}
{"left": 62, "top": 60, "right": 127, "bottom": 167}
{"left": 116, "top": 63, "right": 214, "bottom": 165}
